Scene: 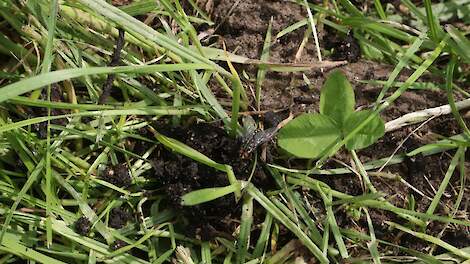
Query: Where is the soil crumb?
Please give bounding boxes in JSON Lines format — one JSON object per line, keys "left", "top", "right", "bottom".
{"left": 74, "top": 216, "right": 91, "bottom": 236}
{"left": 110, "top": 239, "right": 128, "bottom": 250}
{"left": 109, "top": 207, "right": 132, "bottom": 229}
{"left": 102, "top": 164, "right": 132, "bottom": 188}
{"left": 324, "top": 31, "right": 361, "bottom": 62}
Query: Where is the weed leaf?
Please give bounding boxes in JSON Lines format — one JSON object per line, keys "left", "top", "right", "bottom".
{"left": 320, "top": 70, "right": 355, "bottom": 127}
{"left": 344, "top": 110, "right": 385, "bottom": 150}
{"left": 278, "top": 114, "right": 341, "bottom": 159}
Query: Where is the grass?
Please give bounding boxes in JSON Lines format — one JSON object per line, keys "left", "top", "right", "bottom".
{"left": 0, "top": 0, "right": 469, "bottom": 263}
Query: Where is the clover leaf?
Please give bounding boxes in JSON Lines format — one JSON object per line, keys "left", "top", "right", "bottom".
{"left": 278, "top": 70, "right": 385, "bottom": 159}
{"left": 277, "top": 114, "right": 341, "bottom": 159}
{"left": 320, "top": 70, "right": 355, "bottom": 128}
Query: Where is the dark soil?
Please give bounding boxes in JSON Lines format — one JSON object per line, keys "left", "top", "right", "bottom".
{"left": 74, "top": 216, "right": 91, "bottom": 236}
{"left": 110, "top": 239, "right": 128, "bottom": 250}
{"left": 21, "top": 84, "right": 69, "bottom": 139}
{"left": 109, "top": 207, "right": 132, "bottom": 229}
{"left": 324, "top": 31, "right": 362, "bottom": 63}
{"left": 98, "top": 28, "right": 125, "bottom": 104}
{"left": 148, "top": 121, "right": 269, "bottom": 240}
{"left": 101, "top": 164, "right": 132, "bottom": 188}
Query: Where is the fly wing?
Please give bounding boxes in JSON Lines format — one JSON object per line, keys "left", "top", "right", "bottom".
{"left": 240, "top": 127, "right": 277, "bottom": 158}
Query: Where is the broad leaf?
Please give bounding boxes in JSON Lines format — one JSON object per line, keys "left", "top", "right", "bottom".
{"left": 278, "top": 114, "right": 341, "bottom": 159}
{"left": 320, "top": 70, "right": 355, "bottom": 128}
{"left": 344, "top": 110, "right": 385, "bottom": 150}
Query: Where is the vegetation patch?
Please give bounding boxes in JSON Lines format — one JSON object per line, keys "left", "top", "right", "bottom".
{"left": 0, "top": 0, "right": 469, "bottom": 263}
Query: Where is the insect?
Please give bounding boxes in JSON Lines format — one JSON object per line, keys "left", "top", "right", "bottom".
{"left": 239, "top": 112, "right": 293, "bottom": 158}
{"left": 240, "top": 127, "right": 277, "bottom": 158}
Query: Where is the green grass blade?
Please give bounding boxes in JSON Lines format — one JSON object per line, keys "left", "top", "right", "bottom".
{"left": 1, "top": 232, "right": 66, "bottom": 264}
{"left": 30, "top": 0, "right": 59, "bottom": 99}
{"left": 425, "top": 147, "right": 465, "bottom": 216}
{"left": 252, "top": 213, "right": 273, "bottom": 258}
{"left": 9, "top": 96, "right": 118, "bottom": 110}
{"left": 318, "top": 186, "right": 349, "bottom": 259}
{"left": 43, "top": 2, "right": 60, "bottom": 247}
{"left": 387, "top": 221, "right": 470, "bottom": 259}
{"left": 255, "top": 18, "right": 272, "bottom": 111}
{"left": 0, "top": 107, "right": 200, "bottom": 134}
{"left": 276, "top": 19, "right": 307, "bottom": 39}
{"left": 245, "top": 184, "right": 328, "bottom": 264}
{"left": 445, "top": 57, "right": 470, "bottom": 136}
{"left": 186, "top": 0, "right": 213, "bottom": 23}
{"left": 153, "top": 132, "right": 227, "bottom": 172}
{"left": 265, "top": 240, "right": 298, "bottom": 264}
{"left": 322, "top": 223, "right": 330, "bottom": 257}
{"left": 51, "top": 171, "right": 114, "bottom": 244}
{"left": 424, "top": 0, "right": 440, "bottom": 41}
{"left": 181, "top": 185, "right": 240, "bottom": 206}
{"left": 364, "top": 209, "right": 381, "bottom": 264}
{"left": 0, "top": 63, "right": 213, "bottom": 103}
{"left": 75, "top": 0, "right": 230, "bottom": 75}
{"left": 354, "top": 199, "right": 470, "bottom": 227}
{"left": 269, "top": 168, "right": 328, "bottom": 251}
{"left": 118, "top": 0, "right": 157, "bottom": 16}
{"left": 0, "top": 159, "right": 45, "bottom": 243}
{"left": 236, "top": 195, "right": 253, "bottom": 264}
{"left": 338, "top": 0, "right": 363, "bottom": 16}
{"left": 201, "top": 242, "right": 212, "bottom": 264}
{"left": 446, "top": 25, "right": 470, "bottom": 63}
{"left": 400, "top": 0, "right": 426, "bottom": 21}
{"left": 373, "top": 0, "right": 386, "bottom": 19}
{"left": 190, "top": 70, "right": 230, "bottom": 127}
{"left": 375, "top": 33, "right": 425, "bottom": 105}
{"left": 226, "top": 58, "right": 243, "bottom": 136}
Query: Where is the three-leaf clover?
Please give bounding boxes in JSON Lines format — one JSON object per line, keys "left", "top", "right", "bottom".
{"left": 277, "top": 70, "right": 385, "bottom": 159}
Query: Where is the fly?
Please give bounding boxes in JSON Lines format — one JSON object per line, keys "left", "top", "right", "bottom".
{"left": 239, "top": 112, "right": 293, "bottom": 158}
